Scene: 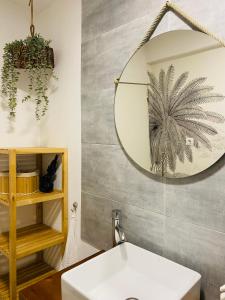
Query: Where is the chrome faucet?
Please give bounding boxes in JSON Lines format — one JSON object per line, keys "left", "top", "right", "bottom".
{"left": 112, "top": 209, "right": 126, "bottom": 246}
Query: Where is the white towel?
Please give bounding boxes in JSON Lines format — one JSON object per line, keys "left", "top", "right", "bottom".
{"left": 59, "top": 210, "right": 78, "bottom": 269}
{"left": 220, "top": 292, "right": 225, "bottom": 300}
{"left": 221, "top": 285, "right": 225, "bottom": 293}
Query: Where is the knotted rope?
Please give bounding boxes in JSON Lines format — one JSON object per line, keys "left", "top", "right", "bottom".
{"left": 29, "top": 0, "right": 35, "bottom": 37}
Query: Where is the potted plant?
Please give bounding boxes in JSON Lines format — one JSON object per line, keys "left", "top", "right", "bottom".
{"left": 1, "top": 0, "right": 56, "bottom": 120}
{"left": 1, "top": 34, "right": 56, "bottom": 120}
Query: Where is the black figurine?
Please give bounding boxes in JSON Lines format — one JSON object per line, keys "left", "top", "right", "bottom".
{"left": 40, "top": 155, "right": 59, "bottom": 193}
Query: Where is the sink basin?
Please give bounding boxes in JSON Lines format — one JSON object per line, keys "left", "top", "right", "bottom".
{"left": 61, "top": 242, "right": 201, "bottom": 300}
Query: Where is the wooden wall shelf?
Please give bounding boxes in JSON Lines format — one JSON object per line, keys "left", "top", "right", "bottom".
{"left": 0, "top": 148, "right": 68, "bottom": 300}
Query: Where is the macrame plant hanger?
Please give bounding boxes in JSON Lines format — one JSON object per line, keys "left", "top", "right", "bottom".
{"left": 114, "top": 1, "right": 225, "bottom": 89}
{"left": 29, "top": 0, "right": 35, "bottom": 37}
{"left": 13, "top": 0, "right": 54, "bottom": 69}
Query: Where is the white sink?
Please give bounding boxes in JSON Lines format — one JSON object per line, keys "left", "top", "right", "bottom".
{"left": 61, "top": 242, "right": 201, "bottom": 300}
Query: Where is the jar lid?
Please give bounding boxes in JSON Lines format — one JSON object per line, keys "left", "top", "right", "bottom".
{"left": 0, "top": 170, "right": 39, "bottom": 177}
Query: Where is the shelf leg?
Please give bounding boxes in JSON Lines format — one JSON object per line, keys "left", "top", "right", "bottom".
{"left": 61, "top": 150, "right": 68, "bottom": 255}
{"left": 36, "top": 154, "right": 43, "bottom": 262}
{"left": 9, "top": 150, "right": 17, "bottom": 300}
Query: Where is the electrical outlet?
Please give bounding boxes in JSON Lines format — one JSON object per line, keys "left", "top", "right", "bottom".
{"left": 186, "top": 137, "right": 194, "bottom": 146}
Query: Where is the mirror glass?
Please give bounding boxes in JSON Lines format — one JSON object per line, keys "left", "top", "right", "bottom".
{"left": 115, "top": 30, "right": 225, "bottom": 178}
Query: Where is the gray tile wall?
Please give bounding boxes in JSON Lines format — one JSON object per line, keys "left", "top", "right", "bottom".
{"left": 81, "top": 1, "right": 225, "bottom": 299}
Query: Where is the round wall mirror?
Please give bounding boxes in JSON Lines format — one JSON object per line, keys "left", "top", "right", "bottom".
{"left": 115, "top": 30, "right": 225, "bottom": 178}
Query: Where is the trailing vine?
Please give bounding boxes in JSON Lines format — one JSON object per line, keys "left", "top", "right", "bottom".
{"left": 1, "top": 34, "right": 56, "bottom": 120}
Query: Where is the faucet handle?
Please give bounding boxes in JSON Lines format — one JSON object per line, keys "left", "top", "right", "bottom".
{"left": 112, "top": 209, "right": 121, "bottom": 220}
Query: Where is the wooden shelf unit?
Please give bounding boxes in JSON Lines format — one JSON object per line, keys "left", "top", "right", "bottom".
{"left": 0, "top": 148, "right": 68, "bottom": 300}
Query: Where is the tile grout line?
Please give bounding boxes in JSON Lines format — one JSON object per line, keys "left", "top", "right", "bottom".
{"left": 81, "top": 190, "right": 166, "bottom": 218}
{"left": 81, "top": 12, "right": 155, "bottom": 44}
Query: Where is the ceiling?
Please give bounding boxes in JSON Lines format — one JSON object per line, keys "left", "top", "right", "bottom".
{"left": 11, "top": 0, "right": 53, "bottom": 14}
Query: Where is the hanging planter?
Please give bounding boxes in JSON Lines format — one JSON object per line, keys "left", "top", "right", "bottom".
{"left": 1, "top": 0, "right": 57, "bottom": 120}
{"left": 12, "top": 40, "right": 54, "bottom": 69}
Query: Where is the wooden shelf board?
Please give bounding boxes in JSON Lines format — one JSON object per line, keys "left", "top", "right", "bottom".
{"left": 16, "top": 148, "right": 66, "bottom": 154}
{"left": 0, "top": 190, "right": 64, "bottom": 207}
{"left": 0, "top": 261, "right": 56, "bottom": 300}
{"left": 0, "top": 147, "right": 66, "bottom": 155}
{"left": 0, "top": 149, "right": 9, "bottom": 155}
{"left": 0, "top": 224, "right": 65, "bottom": 259}
{"left": 0, "top": 195, "right": 8, "bottom": 206}
{"left": 16, "top": 190, "right": 64, "bottom": 206}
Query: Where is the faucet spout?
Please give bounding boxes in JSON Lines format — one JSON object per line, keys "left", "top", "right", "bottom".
{"left": 115, "top": 224, "right": 126, "bottom": 245}
{"left": 112, "top": 210, "right": 126, "bottom": 246}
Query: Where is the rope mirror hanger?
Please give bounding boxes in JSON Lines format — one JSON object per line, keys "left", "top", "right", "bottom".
{"left": 114, "top": 1, "right": 225, "bottom": 88}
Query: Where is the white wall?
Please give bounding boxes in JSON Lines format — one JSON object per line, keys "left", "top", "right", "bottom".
{"left": 37, "top": 0, "right": 97, "bottom": 266}
{"left": 0, "top": 0, "right": 97, "bottom": 273}
{"left": 0, "top": 0, "right": 41, "bottom": 146}
{"left": 0, "top": 0, "right": 40, "bottom": 274}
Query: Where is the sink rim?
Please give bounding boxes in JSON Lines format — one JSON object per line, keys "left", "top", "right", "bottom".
{"left": 62, "top": 242, "right": 201, "bottom": 300}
